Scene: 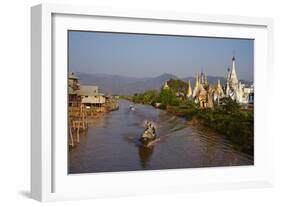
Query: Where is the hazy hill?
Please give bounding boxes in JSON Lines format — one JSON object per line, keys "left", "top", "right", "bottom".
{"left": 77, "top": 73, "right": 177, "bottom": 95}
{"left": 76, "top": 72, "right": 250, "bottom": 95}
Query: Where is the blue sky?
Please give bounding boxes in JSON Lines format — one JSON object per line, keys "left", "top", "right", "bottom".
{"left": 69, "top": 31, "right": 254, "bottom": 81}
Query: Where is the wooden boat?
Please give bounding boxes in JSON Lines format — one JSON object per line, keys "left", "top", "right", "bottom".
{"left": 129, "top": 105, "right": 136, "bottom": 111}
{"left": 141, "top": 128, "right": 156, "bottom": 142}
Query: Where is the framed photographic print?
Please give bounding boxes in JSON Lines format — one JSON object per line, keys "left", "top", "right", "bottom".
{"left": 31, "top": 3, "right": 274, "bottom": 201}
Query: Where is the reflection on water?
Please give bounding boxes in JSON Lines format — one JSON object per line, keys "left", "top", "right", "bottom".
{"left": 69, "top": 100, "right": 253, "bottom": 174}
{"left": 138, "top": 146, "right": 154, "bottom": 168}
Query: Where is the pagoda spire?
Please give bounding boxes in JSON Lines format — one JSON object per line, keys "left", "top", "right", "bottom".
{"left": 163, "top": 80, "right": 169, "bottom": 89}
{"left": 230, "top": 56, "right": 238, "bottom": 85}
{"left": 187, "top": 80, "right": 192, "bottom": 98}
{"left": 193, "top": 73, "right": 199, "bottom": 98}
{"left": 217, "top": 79, "right": 221, "bottom": 89}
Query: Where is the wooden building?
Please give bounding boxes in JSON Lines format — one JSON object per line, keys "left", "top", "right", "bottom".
{"left": 77, "top": 85, "right": 106, "bottom": 108}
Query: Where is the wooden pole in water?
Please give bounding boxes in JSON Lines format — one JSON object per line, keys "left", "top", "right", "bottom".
{"left": 69, "top": 123, "right": 74, "bottom": 147}
{"left": 76, "top": 122, "right": 80, "bottom": 143}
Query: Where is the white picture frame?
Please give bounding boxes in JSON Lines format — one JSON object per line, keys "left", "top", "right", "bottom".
{"left": 31, "top": 3, "right": 274, "bottom": 202}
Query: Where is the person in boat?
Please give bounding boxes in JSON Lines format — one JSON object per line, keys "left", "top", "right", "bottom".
{"left": 143, "top": 121, "right": 156, "bottom": 138}
{"left": 144, "top": 120, "right": 149, "bottom": 129}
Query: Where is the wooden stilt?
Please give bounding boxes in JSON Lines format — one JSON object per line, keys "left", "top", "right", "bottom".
{"left": 76, "top": 125, "right": 80, "bottom": 143}
{"left": 69, "top": 124, "right": 74, "bottom": 147}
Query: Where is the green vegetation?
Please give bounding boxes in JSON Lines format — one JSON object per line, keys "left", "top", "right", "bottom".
{"left": 166, "top": 79, "right": 189, "bottom": 96}
{"left": 131, "top": 88, "right": 180, "bottom": 107}
{"left": 121, "top": 82, "right": 254, "bottom": 156}
{"left": 132, "top": 90, "right": 159, "bottom": 104}
{"left": 157, "top": 89, "right": 180, "bottom": 107}
{"left": 219, "top": 96, "right": 241, "bottom": 114}
{"left": 131, "top": 79, "right": 191, "bottom": 107}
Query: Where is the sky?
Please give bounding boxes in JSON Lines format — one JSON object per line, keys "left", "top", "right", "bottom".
{"left": 68, "top": 31, "right": 254, "bottom": 81}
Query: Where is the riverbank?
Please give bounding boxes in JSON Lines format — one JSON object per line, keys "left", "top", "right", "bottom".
{"left": 121, "top": 95, "right": 253, "bottom": 156}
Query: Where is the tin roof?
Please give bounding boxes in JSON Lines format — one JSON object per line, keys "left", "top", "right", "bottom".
{"left": 77, "top": 85, "right": 100, "bottom": 96}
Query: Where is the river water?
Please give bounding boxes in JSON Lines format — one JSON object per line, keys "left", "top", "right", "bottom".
{"left": 69, "top": 99, "right": 253, "bottom": 173}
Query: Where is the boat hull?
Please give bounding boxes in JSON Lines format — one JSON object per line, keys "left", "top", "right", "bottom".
{"left": 141, "top": 130, "right": 156, "bottom": 142}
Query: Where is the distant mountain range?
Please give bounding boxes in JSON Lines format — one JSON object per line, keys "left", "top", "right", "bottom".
{"left": 76, "top": 72, "right": 251, "bottom": 95}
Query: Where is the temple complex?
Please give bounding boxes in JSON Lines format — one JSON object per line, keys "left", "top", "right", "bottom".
{"left": 162, "top": 56, "right": 254, "bottom": 108}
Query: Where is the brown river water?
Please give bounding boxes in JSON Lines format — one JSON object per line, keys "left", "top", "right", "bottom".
{"left": 69, "top": 99, "right": 253, "bottom": 174}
